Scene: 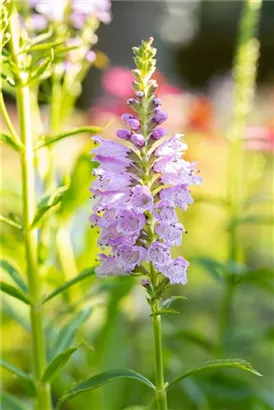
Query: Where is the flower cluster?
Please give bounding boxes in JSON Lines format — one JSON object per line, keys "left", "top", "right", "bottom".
{"left": 28, "top": 0, "right": 111, "bottom": 30}
{"left": 90, "top": 38, "right": 201, "bottom": 287}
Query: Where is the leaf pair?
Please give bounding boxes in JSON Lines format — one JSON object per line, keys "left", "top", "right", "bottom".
{"left": 56, "top": 358, "right": 262, "bottom": 408}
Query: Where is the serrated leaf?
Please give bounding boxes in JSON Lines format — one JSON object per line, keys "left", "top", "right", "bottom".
{"left": 50, "top": 307, "right": 92, "bottom": 359}
{"left": 150, "top": 308, "right": 179, "bottom": 317}
{"left": 1, "top": 392, "right": 28, "bottom": 410}
{"left": 162, "top": 295, "right": 187, "bottom": 309}
{"left": 42, "top": 347, "right": 77, "bottom": 382}
{"left": 167, "top": 359, "right": 262, "bottom": 389}
{"left": 31, "top": 185, "right": 68, "bottom": 228}
{"left": 57, "top": 369, "right": 155, "bottom": 408}
{"left": 0, "top": 359, "right": 35, "bottom": 394}
{"left": 35, "top": 126, "right": 102, "bottom": 150}
{"left": 0, "top": 260, "right": 28, "bottom": 293}
{"left": 0, "top": 281, "right": 30, "bottom": 304}
{"left": 0, "top": 133, "right": 22, "bottom": 151}
{"left": 43, "top": 268, "right": 94, "bottom": 304}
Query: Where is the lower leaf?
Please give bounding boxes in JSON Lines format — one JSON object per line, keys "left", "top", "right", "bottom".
{"left": 57, "top": 369, "right": 155, "bottom": 408}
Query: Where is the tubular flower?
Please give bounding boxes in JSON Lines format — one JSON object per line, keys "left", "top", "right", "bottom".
{"left": 90, "top": 38, "right": 201, "bottom": 287}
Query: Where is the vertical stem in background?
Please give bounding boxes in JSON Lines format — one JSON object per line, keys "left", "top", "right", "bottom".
{"left": 17, "top": 85, "right": 52, "bottom": 410}
{"left": 151, "top": 302, "right": 168, "bottom": 410}
{"left": 7, "top": 4, "right": 52, "bottom": 408}
{"left": 220, "top": 0, "right": 262, "bottom": 347}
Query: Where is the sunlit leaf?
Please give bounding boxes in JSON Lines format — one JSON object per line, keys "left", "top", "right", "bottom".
{"left": 27, "top": 57, "right": 52, "bottom": 84}
{"left": 43, "top": 268, "right": 94, "bottom": 304}
{"left": 42, "top": 347, "right": 77, "bottom": 382}
{"left": 1, "top": 392, "right": 28, "bottom": 410}
{"left": 57, "top": 369, "right": 155, "bottom": 408}
{"left": 31, "top": 185, "right": 68, "bottom": 228}
{"left": 50, "top": 307, "right": 92, "bottom": 359}
{"left": 0, "top": 281, "right": 30, "bottom": 304}
{"left": 35, "top": 126, "right": 102, "bottom": 150}
{"left": 0, "top": 214, "right": 22, "bottom": 230}
{"left": 0, "top": 260, "right": 28, "bottom": 293}
{"left": 0, "top": 359, "right": 35, "bottom": 394}
{"left": 167, "top": 359, "right": 262, "bottom": 389}
{"left": 0, "top": 133, "right": 22, "bottom": 151}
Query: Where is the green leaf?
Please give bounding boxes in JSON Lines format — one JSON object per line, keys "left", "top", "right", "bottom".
{"left": 0, "top": 281, "right": 30, "bottom": 304}
{"left": 35, "top": 126, "right": 102, "bottom": 150}
{"left": 31, "top": 185, "right": 68, "bottom": 228}
{"left": 193, "top": 256, "right": 226, "bottom": 282}
{"left": 43, "top": 268, "right": 94, "bottom": 304}
{"left": 1, "top": 392, "right": 28, "bottom": 410}
{"left": 0, "top": 260, "right": 28, "bottom": 293}
{"left": 229, "top": 215, "right": 274, "bottom": 229}
{"left": 150, "top": 308, "right": 179, "bottom": 317}
{"left": 167, "top": 359, "right": 262, "bottom": 389}
{"left": 0, "top": 359, "right": 35, "bottom": 394}
{"left": 1, "top": 72, "right": 16, "bottom": 86}
{"left": 0, "top": 214, "right": 22, "bottom": 229}
{"left": 57, "top": 369, "right": 155, "bottom": 408}
{"left": 27, "top": 57, "right": 52, "bottom": 84}
{"left": 50, "top": 307, "right": 92, "bottom": 359}
{"left": 20, "top": 40, "right": 65, "bottom": 54}
{"left": 0, "top": 132, "right": 22, "bottom": 151}
{"left": 162, "top": 295, "right": 187, "bottom": 309}
{"left": 42, "top": 347, "right": 77, "bottom": 382}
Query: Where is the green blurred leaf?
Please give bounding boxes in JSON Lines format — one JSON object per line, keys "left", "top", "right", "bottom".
{"left": 0, "top": 215, "right": 22, "bottom": 229}
{"left": 1, "top": 392, "right": 28, "bottom": 410}
{"left": 162, "top": 295, "right": 187, "bottom": 309}
{"left": 0, "top": 359, "right": 35, "bottom": 394}
{"left": 57, "top": 369, "right": 155, "bottom": 408}
{"left": 31, "top": 185, "right": 68, "bottom": 228}
{"left": 20, "top": 40, "right": 65, "bottom": 54}
{"left": 0, "top": 132, "right": 22, "bottom": 151}
{"left": 193, "top": 256, "right": 226, "bottom": 282}
{"left": 0, "top": 281, "right": 30, "bottom": 304}
{"left": 42, "top": 347, "right": 77, "bottom": 382}
{"left": 0, "top": 260, "right": 28, "bottom": 293}
{"left": 43, "top": 267, "right": 94, "bottom": 304}
{"left": 150, "top": 308, "right": 179, "bottom": 317}
{"left": 35, "top": 126, "right": 102, "bottom": 150}
{"left": 167, "top": 329, "right": 216, "bottom": 352}
{"left": 236, "top": 267, "right": 274, "bottom": 292}
{"left": 167, "top": 359, "right": 262, "bottom": 389}
{"left": 229, "top": 215, "right": 274, "bottom": 228}
{"left": 27, "top": 29, "right": 53, "bottom": 47}
{"left": 50, "top": 307, "right": 92, "bottom": 359}
{"left": 59, "top": 154, "right": 94, "bottom": 220}
{"left": 1, "top": 72, "right": 15, "bottom": 86}
{"left": 27, "top": 57, "right": 52, "bottom": 84}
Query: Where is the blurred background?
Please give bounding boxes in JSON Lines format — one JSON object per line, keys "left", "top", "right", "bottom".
{"left": 1, "top": 1, "right": 274, "bottom": 410}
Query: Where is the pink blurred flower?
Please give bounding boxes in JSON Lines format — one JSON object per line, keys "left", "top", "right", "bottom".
{"left": 245, "top": 125, "right": 274, "bottom": 152}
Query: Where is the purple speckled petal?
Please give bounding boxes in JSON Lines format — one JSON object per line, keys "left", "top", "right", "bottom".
{"left": 130, "top": 185, "right": 153, "bottom": 213}
{"left": 155, "top": 222, "right": 184, "bottom": 247}
{"left": 116, "top": 244, "right": 146, "bottom": 272}
{"left": 146, "top": 242, "right": 171, "bottom": 272}
{"left": 116, "top": 209, "right": 146, "bottom": 235}
{"left": 160, "top": 185, "right": 194, "bottom": 211}
{"left": 95, "top": 254, "right": 128, "bottom": 277}
{"left": 163, "top": 257, "right": 189, "bottom": 285}
{"left": 153, "top": 200, "right": 178, "bottom": 223}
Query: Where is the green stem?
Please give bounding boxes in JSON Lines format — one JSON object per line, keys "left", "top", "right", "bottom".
{"left": 151, "top": 303, "right": 168, "bottom": 410}
{"left": 7, "top": 4, "right": 52, "bottom": 408}
{"left": 17, "top": 84, "right": 52, "bottom": 410}
{"left": 220, "top": 0, "right": 262, "bottom": 350}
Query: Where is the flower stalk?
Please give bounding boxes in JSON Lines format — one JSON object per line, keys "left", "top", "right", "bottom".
{"left": 7, "top": 4, "right": 52, "bottom": 409}
{"left": 220, "top": 0, "right": 262, "bottom": 347}
{"left": 90, "top": 38, "right": 201, "bottom": 409}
